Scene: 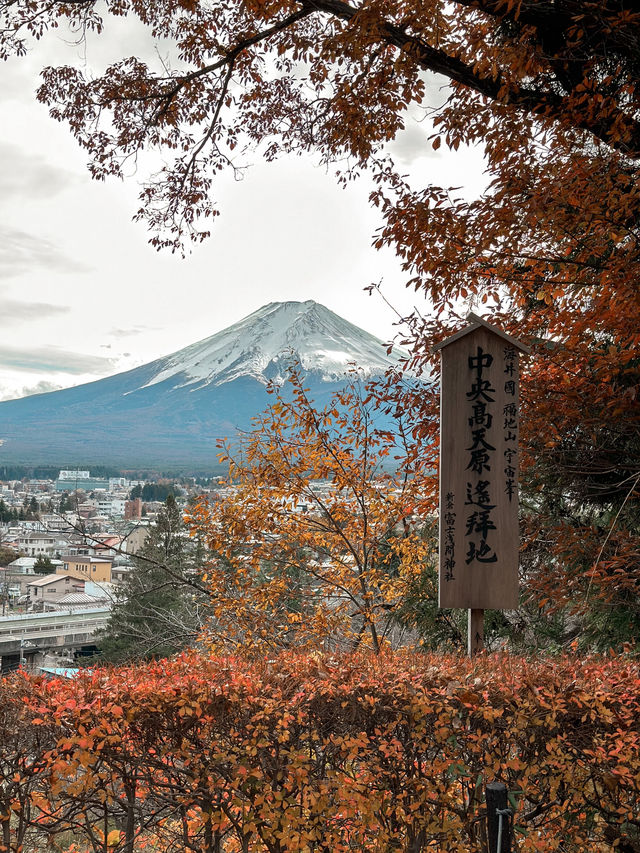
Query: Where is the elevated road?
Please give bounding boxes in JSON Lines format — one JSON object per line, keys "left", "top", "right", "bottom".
{"left": 0, "top": 607, "right": 110, "bottom": 671}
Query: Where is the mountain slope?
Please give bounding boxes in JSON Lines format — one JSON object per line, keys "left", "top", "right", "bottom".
{"left": 0, "top": 301, "right": 404, "bottom": 470}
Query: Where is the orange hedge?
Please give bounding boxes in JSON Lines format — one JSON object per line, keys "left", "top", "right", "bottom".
{"left": 1, "top": 651, "right": 639, "bottom": 852}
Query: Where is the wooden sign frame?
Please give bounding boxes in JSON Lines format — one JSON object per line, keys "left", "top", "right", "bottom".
{"left": 436, "top": 314, "right": 530, "bottom": 614}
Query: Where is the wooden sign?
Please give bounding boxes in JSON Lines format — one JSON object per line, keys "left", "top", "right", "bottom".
{"left": 436, "top": 314, "right": 530, "bottom": 610}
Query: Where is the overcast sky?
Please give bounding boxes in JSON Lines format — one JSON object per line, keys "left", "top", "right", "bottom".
{"left": 0, "top": 14, "right": 486, "bottom": 401}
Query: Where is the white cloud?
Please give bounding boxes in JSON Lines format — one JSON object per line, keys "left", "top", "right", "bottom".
{"left": 0, "top": 344, "right": 115, "bottom": 374}
{"left": 109, "top": 326, "right": 151, "bottom": 338}
{"left": 0, "top": 227, "right": 91, "bottom": 279}
{"left": 0, "top": 296, "right": 69, "bottom": 321}
{"left": 389, "top": 121, "right": 437, "bottom": 165}
{"left": 0, "top": 142, "right": 80, "bottom": 201}
{"left": 0, "top": 380, "right": 64, "bottom": 402}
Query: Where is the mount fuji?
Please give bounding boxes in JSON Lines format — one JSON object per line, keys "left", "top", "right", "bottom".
{"left": 0, "top": 301, "right": 406, "bottom": 470}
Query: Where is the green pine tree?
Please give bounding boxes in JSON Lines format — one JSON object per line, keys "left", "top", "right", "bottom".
{"left": 96, "top": 496, "right": 208, "bottom": 663}
{"left": 58, "top": 493, "right": 73, "bottom": 513}
{"left": 33, "top": 556, "right": 54, "bottom": 575}
{"left": 0, "top": 499, "right": 10, "bottom": 523}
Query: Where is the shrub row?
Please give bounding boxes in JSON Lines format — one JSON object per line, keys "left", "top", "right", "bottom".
{"left": 1, "top": 651, "right": 639, "bottom": 852}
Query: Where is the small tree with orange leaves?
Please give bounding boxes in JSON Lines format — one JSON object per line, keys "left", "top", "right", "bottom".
{"left": 188, "top": 368, "right": 434, "bottom": 656}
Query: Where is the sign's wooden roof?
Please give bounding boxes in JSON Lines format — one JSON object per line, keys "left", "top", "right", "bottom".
{"left": 433, "top": 312, "right": 531, "bottom": 354}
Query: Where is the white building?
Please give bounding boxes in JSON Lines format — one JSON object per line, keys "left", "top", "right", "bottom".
{"left": 16, "top": 531, "right": 69, "bottom": 557}
{"left": 96, "top": 496, "right": 126, "bottom": 518}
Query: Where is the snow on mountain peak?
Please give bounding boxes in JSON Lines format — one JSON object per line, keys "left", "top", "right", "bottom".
{"left": 140, "top": 300, "right": 404, "bottom": 391}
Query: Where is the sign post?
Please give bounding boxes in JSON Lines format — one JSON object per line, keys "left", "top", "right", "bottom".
{"left": 435, "top": 313, "right": 530, "bottom": 656}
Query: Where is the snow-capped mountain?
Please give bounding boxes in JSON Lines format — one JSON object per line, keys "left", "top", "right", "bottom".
{"left": 0, "top": 301, "right": 405, "bottom": 469}
{"left": 137, "top": 300, "right": 403, "bottom": 391}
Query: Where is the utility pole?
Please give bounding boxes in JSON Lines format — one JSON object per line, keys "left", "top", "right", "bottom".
{"left": 1, "top": 567, "right": 8, "bottom": 617}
